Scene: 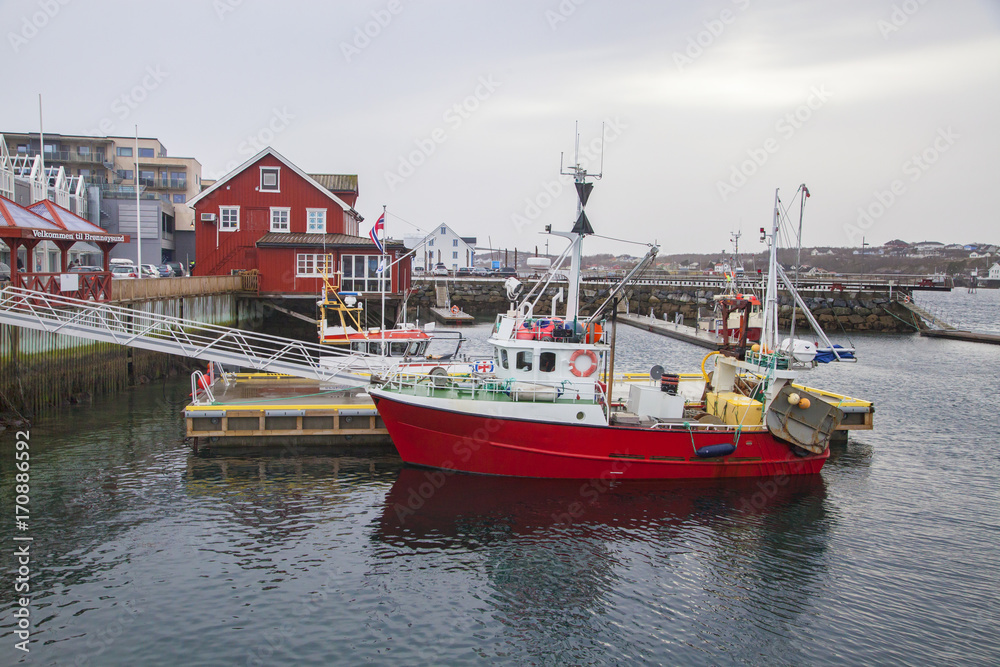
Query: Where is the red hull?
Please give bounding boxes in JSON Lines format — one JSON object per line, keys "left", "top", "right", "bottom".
{"left": 371, "top": 393, "right": 828, "bottom": 479}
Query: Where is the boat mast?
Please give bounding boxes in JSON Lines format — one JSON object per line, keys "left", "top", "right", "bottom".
{"left": 761, "top": 190, "right": 781, "bottom": 352}
{"left": 789, "top": 184, "right": 807, "bottom": 342}
{"left": 556, "top": 122, "right": 602, "bottom": 323}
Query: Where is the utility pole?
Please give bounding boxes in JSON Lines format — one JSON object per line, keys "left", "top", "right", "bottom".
{"left": 861, "top": 236, "right": 870, "bottom": 276}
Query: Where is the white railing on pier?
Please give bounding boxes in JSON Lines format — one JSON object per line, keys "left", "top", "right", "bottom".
{"left": 0, "top": 286, "right": 391, "bottom": 386}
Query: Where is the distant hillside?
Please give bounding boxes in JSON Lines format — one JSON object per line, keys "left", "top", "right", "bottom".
{"left": 478, "top": 243, "right": 997, "bottom": 277}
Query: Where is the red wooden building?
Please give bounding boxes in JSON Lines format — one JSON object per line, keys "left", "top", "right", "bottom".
{"left": 188, "top": 148, "right": 410, "bottom": 296}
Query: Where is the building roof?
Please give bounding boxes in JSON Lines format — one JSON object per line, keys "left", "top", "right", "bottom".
{"left": 308, "top": 174, "right": 358, "bottom": 193}
{"left": 186, "top": 147, "right": 355, "bottom": 213}
{"left": 255, "top": 232, "right": 405, "bottom": 249}
{"left": 28, "top": 200, "right": 106, "bottom": 234}
{"left": 0, "top": 195, "right": 62, "bottom": 230}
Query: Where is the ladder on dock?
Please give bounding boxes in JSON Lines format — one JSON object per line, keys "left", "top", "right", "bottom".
{"left": 895, "top": 294, "right": 956, "bottom": 330}
{"left": 0, "top": 287, "right": 389, "bottom": 385}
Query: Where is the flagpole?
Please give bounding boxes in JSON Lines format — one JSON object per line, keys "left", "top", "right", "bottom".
{"left": 380, "top": 204, "right": 386, "bottom": 352}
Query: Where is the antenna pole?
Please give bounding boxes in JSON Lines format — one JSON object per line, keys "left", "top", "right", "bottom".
{"left": 135, "top": 125, "right": 142, "bottom": 271}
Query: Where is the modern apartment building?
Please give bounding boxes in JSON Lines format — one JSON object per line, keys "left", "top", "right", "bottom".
{"left": 1, "top": 132, "right": 202, "bottom": 265}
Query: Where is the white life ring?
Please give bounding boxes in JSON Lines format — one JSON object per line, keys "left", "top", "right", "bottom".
{"left": 569, "top": 349, "right": 598, "bottom": 377}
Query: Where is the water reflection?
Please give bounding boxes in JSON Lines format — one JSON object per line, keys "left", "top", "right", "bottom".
{"left": 376, "top": 468, "right": 834, "bottom": 663}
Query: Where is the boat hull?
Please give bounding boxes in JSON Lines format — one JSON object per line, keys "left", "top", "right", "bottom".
{"left": 370, "top": 391, "right": 828, "bottom": 479}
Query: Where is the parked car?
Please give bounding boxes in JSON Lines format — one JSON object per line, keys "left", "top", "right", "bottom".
{"left": 0, "top": 262, "right": 9, "bottom": 281}
{"left": 412, "top": 266, "right": 426, "bottom": 276}
{"left": 156, "top": 264, "right": 174, "bottom": 278}
{"left": 432, "top": 263, "right": 449, "bottom": 277}
{"left": 140, "top": 264, "right": 160, "bottom": 278}
{"left": 472, "top": 267, "right": 490, "bottom": 277}
{"left": 110, "top": 265, "right": 139, "bottom": 279}
{"left": 457, "top": 267, "right": 473, "bottom": 277}
{"left": 492, "top": 267, "right": 518, "bottom": 278}
{"left": 69, "top": 265, "right": 105, "bottom": 273}
{"left": 162, "top": 261, "right": 186, "bottom": 277}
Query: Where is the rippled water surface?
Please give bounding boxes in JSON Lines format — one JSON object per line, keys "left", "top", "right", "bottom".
{"left": 2, "top": 290, "right": 998, "bottom": 665}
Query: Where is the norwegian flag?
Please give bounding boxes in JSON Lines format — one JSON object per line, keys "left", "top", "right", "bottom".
{"left": 369, "top": 213, "right": 385, "bottom": 254}
{"left": 803, "top": 185, "right": 811, "bottom": 198}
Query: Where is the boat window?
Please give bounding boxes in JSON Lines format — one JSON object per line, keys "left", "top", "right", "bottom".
{"left": 516, "top": 351, "right": 533, "bottom": 371}
{"left": 368, "top": 342, "right": 382, "bottom": 355}
{"left": 539, "top": 352, "right": 556, "bottom": 373}
{"left": 407, "top": 341, "right": 423, "bottom": 356}
{"left": 390, "top": 342, "right": 408, "bottom": 356}
{"left": 500, "top": 349, "right": 508, "bottom": 369}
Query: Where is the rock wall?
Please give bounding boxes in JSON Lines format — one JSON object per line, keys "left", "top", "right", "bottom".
{"left": 410, "top": 279, "right": 918, "bottom": 333}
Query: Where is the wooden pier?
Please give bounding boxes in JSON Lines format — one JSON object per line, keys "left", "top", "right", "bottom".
{"left": 618, "top": 314, "right": 722, "bottom": 349}
{"left": 185, "top": 374, "right": 391, "bottom": 450}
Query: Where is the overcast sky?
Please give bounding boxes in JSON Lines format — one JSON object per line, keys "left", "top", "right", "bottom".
{"left": 4, "top": 0, "right": 998, "bottom": 256}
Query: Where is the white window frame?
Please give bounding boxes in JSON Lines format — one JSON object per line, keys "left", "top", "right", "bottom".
{"left": 341, "top": 253, "right": 392, "bottom": 292}
{"left": 260, "top": 166, "right": 281, "bottom": 192}
{"left": 219, "top": 206, "right": 240, "bottom": 232}
{"left": 306, "top": 208, "right": 326, "bottom": 234}
{"left": 296, "top": 253, "right": 335, "bottom": 277}
{"left": 270, "top": 207, "right": 290, "bottom": 232}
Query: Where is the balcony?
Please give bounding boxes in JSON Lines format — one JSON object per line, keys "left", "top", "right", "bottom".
{"left": 145, "top": 177, "right": 187, "bottom": 191}
{"left": 26, "top": 150, "right": 111, "bottom": 166}
{"left": 99, "top": 184, "right": 158, "bottom": 200}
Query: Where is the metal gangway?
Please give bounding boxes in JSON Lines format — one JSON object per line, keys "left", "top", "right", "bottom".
{"left": 895, "top": 293, "right": 956, "bottom": 330}
{"left": 0, "top": 287, "right": 392, "bottom": 385}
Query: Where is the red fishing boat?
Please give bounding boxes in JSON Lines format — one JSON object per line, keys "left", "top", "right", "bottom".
{"left": 369, "top": 159, "right": 872, "bottom": 479}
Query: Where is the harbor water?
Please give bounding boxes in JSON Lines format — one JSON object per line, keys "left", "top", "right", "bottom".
{"left": 1, "top": 289, "right": 998, "bottom": 665}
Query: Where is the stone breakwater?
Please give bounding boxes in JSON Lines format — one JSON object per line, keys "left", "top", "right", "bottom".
{"left": 409, "top": 279, "right": 918, "bottom": 333}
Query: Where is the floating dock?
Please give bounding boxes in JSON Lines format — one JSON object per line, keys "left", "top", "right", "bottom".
{"left": 618, "top": 313, "right": 722, "bottom": 349}
{"left": 429, "top": 307, "right": 475, "bottom": 325}
{"left": 896, "top": 295, "right": 1000, "bottom": 345}
{"left": 185, "top": 374, "right": 391, "bottom": 450}
{"left": 919, "top": 329, "right": 1000, "bottom": 345}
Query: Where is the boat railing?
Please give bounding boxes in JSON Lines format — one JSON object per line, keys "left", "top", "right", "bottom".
{"left": 384, "top": 371, "right": 604, "bottom": 405}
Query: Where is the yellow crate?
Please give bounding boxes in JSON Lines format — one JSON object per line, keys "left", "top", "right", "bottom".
{"left": 706, "top": 391, "right": 763, "bottom": 425}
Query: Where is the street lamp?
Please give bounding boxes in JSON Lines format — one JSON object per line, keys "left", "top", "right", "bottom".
{"left": 861, "top": 236, "right": 870, "bottom": 276}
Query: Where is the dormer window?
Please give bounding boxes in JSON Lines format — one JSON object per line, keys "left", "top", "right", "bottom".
{"left": 260, "top": 167, "right": 280, "bottom": 192}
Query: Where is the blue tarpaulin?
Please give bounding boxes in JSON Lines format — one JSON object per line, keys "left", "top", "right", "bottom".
{"left": 815, "top": 344, "right": 855, "bottom": 363}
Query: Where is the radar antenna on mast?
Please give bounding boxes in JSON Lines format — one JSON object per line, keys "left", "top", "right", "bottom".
{"left": 550, "top": 122, "right": 606, "bottom": 321}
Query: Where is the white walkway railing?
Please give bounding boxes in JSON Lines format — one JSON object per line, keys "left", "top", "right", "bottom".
{"left": 0, "top": 286, "right": 390, "bottom": 386}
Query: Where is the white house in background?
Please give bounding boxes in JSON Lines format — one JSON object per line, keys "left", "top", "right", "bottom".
{"left": 405, "top": 223, "right": 476, "bottom": 272}
{"left": 989, "top": 262, "right": 1000, "bottom": 280}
